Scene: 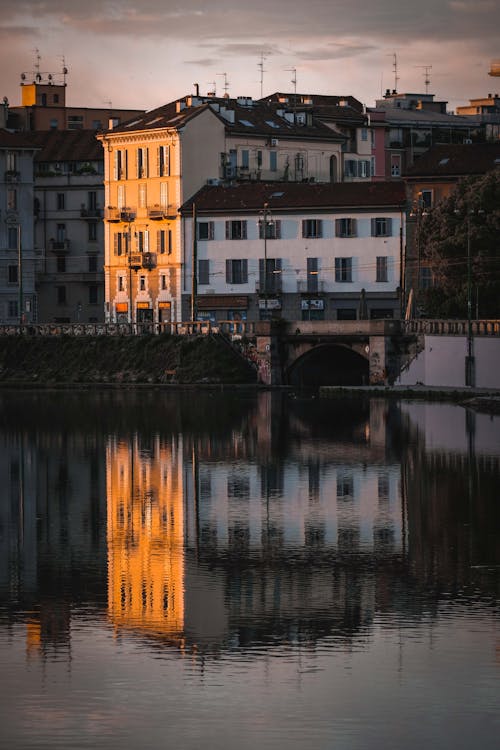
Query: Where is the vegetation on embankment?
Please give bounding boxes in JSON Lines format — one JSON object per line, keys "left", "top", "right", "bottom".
{"left": 0, "top": 334, "right": 257, "bottom": 386}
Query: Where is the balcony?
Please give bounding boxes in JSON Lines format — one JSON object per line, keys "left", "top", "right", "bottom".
{"left": 105, "top": 207, "right": 136, "bottom": 222}
{"left": 147, "top": 205, "right": 177, "bottom": 220}
{"left": 4, "top": 170, "right": 20, "bottom": 183}
{"left": 50, "top": 239, "right": 70, "bottom": 252}
{"left": 142, "top": 252, "right": 157, "bottom": 270}
{"left": 80, "top": 206, "right": 102, "bottom": 219}
{"left": 297, "top": 279, "right": 326, "bottom": 293}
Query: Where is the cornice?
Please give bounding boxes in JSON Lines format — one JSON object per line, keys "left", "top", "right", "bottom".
{"left": 98, "top": 130, "right": 179, "bottom": 148}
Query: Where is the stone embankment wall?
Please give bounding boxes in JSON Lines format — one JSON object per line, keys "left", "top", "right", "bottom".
{"left": 0, "top": 334, "right": 257, "bottom": 386}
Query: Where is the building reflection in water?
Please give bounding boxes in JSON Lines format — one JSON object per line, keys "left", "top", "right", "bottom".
{"left": 104, "top": 395, "right": 405, "bottom": 653}
{"left": 106, "top": 434, "right": 185, "bottom": 643}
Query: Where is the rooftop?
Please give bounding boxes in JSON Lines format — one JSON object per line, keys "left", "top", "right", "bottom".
{"left": 404, "top": 143, "right": 500, "bottom": 177}
{"left": 181, "top": 180, "right": 406, "bottom": 214}
{"left": 27, "top": 129, "right": 103, "bottom": 162}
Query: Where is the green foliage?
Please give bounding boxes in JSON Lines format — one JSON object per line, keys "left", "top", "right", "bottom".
{"left": 418, "top": 170, "right": 500, "bottom": 317}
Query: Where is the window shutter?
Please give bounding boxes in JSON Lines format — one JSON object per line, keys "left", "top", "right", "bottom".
{"left": 242, "top": 259, "right": 248, "bottom": 284}
{"left": 165, "top": 146, "right": 170, "bottom": 176}
{"left": 199, "top": 259, "right": 209, "bottom": 285}
{"left": 144, "top": 231, "right": 149, "bottom": 252}
{"left": 225, "top": 221, "right": 230, "bottom": 240}
{"left": 259, "top": 258, "right": 265, "bottom": 291}
{"left": 371, "top": 218, "right": 376, "bottom": 237}
{"left": 242, "top": 221, "right": 247, "bottom": 239}
{"left": 335, "top": 219, "right": 341, "bottom": 237}
{"left": 275, "top": 220, "right": 281, "bottom": 239}
{"left": 226, "top": 259, "right": 233, "bottom": 284}
{"left": 275, "top": 258, "right": 282, "bottom": 292}
{"left": 114, "top": 233, "right": 119, "bottom": 255}
{"left": 209, "top": 221, "right": 214, "bottom": 240}
{"left": 113, "top": 151, "right": 119, "bottom": 180}
{"left": 386, "top": 218, "right": 392, "bottom": 236}
{"left": 317, "top": 219, "right": 323, "bottom": 238}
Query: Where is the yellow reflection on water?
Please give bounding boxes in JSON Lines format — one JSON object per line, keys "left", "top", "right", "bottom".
{"left": 106, "top": 435, "right": 185, "bottom": 639}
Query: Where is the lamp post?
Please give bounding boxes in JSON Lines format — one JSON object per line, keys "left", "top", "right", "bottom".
{"left": 455, "top": 207, "right": 484, "bottom": 387}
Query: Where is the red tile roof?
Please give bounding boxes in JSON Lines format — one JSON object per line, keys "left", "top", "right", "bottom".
{"left": 404, "top": 143, "right": 500, "bottom": 177}
{"left": 26, "top": 129, "right": 103, "bottom": 162}
{"left": 181, "top": 181, "right": 406, "bottom": 214}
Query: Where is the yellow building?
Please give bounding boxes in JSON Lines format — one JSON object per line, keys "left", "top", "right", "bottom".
{"left": 98, "top": 93, "right": 345, "bottom": 325}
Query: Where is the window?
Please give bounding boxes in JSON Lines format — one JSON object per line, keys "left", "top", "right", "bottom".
{"left": 225, "top": 220, "right": 247, "bottom": 240}
{"left": 361, "top": 128, "right": 368, "bottom": 141}
{"left": 376, "top": 256, "right": 388, "bottom": 282}
{"left": 57, "top": 193, "right": 65, "bottom": 210}
{"left": 158, "top": 145, "right": 170, "bottom": 176}
{"left": 137, "top": 147, "right": 148, "bottom": 178}
{"left": 114, "top": 149, "right": 128, "bottom": 180}
{"left": 302, "top": 219, "right": 322, "bottom": 238}
{"left": 420, "top": 266, "right": 434, "bottom": 290}
{"left": 67, "top": 115, "right": 84, "bottom": 129}
{"left": 257, "top": 150, "right": 263, "bottom": 168}
{"left": 270, "top": 151, "right": 277, "bottom": 172}
{"left": 137, "top": 231, "right": 149, "bottom": 253}
{"left": 335, "top": 257, "right": 353, "bottom": 282}
{"left": 161, "top": 274, "right": 167, "bottom": 290}
{"left": 88, "top": 285, "right": 98, "bottom": 305}
{"left": 226, "top": 259, "right": 248, "bottom": 285}
{"left": 344, "top": 160, "right": 357, "bottom": 178}
{"left": 88, "top": 191, "right": 97, "bottom": 210}
{"left": 335, "top": 218, "right": 357, "bottom": 237}
{"left": 7, "top": 189, "right": 17, "bottom": 210}
{"left": 420, "top": 190, "right": 433, "bottom": 209}
{"left": 117, "top": 184, "right": 126, "bottom": 209}
{"left": 8, "top": 265, "right": 18, "bottom": 284}
{"left": 390, "top": 155, "right": 401, "bottom": 177}
{"left": 8, "top": 300, "right": 18, "bottom": 318}
{"left": 160, "top": 182, "right": 168, "bottom": 209}
{"left": 118, "top": 276, "right": 125, "bottom": 292}
{"left": 6, "top": 151, "right": 17, "bottom": 172}
{"left": 56, "top": 223, "right": 66, "bottom": 242}
{"left": 358, "top": 160, "right": 371, "bottom": 178}
{"left": 57, "top": 286, "right": 67, "bottom": 304}
{"left": 198, "top": 259, "right": 210, "bottom": 285}
{"left": 259, "top": 258, "right": 282, "bottom": 293}
{"left": 259, "top": 218, "right": 281, "bottom": 240}
{"left": 8, "top": 227, "right": 18, "bottom": 249}
{"left": 138, "top": 183, "right": 147, "bottom": 208}
{"left": 307, "top": 257, "right": 319, "bottom": 292}
{"left": 139, "top": 275, "right": 146, "bottom": 291}
{"left": 197, "top": 221, "right": 214, "bottom": 241}
{"left": 157, "top": 230, "right": 166, "bottom": 254}
{"left": 241, "top": 150, "right": 249, "bottom": 169}
{"left": 50, "top": 118, "right": 58, "bottom": 129}
{"left": 371, "top": 218, "right": 393, "bottom": 237}
{"left": 114, "top": 232, "right": 128, "bottom": 256}
{"left": 56, "top": 255, "right": 66, "bottom": 273}
{"left": 88, "top": 222, "right": 97, "bottom": 242}
{"left": 88, "top": 255, "right": 98, "bottom": 273}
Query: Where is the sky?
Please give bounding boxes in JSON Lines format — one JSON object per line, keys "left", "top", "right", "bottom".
{"left": 1, "top": 0, "right": 499, "bottom": 114}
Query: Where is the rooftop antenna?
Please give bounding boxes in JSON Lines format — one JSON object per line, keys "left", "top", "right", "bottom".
{"left": 61, "top": 56, "right": 68, "bottom": 85}
{"left": 217, "top": 72, "right": 230, "bottom": 97}
{"left": 258, "top": 52, "right": 267, "bottom": 99}
{"left": 285, "top": 66, "right": 297, "bottom": 118}
{"left": 386, "top": 52, "right": 399, "bottom": 93}
{"left": 416, "top": 65, "right": 432, "bottom": 94}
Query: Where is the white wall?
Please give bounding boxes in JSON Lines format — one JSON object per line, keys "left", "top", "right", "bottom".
{"left": 398, "top": 335, "right": 500, "bottom": 388}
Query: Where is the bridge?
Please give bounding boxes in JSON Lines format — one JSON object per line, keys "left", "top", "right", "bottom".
{"left": 1, "top": 319, "right": 499, "bottom": 388}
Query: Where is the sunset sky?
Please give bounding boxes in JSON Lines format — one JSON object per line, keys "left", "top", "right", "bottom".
{"left": 1, "top": 0, "right": 499, "bottom": 114}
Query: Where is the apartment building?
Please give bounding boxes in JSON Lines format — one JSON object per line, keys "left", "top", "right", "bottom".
{"left": 98, "top": 94, "right": 346, "bottom": 325}
{"left": 0, "top": 129, "right": 39, "bottom": 324}
{"left": 28, "top": 129, "right": 105, "bottom": 323}
{"left": 181, "top": 181, "right": 406, "bottom": 322}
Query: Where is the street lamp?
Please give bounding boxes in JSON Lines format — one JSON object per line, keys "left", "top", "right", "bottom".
{"left": 126, "top": 223, "right": 142, "bottom": 332}
{"left": 454, "top": 207, "right": 484, "bottom": 387}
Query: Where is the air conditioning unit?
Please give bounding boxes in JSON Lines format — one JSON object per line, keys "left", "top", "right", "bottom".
{"left": 270, "top": 138, "right": 279, "bottom": 146}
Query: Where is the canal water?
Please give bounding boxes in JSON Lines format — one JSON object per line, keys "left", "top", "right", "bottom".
{"left": 0, "top": 390, "right": 498, "bottom": 750}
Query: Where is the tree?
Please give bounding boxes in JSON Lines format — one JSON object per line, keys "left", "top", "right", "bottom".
{"left": 417, "top": 170, "right": 500, "bottom": 318}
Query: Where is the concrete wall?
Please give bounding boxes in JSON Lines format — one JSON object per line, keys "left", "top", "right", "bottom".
{"left": 398, "top": 335, "right": 500, "bottom": 388}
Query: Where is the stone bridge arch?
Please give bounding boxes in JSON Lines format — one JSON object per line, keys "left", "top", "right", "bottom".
{"left": 286, "top": 342, "right": 370, "bottom": 387}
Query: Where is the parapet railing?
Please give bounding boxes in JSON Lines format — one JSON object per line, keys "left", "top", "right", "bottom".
{"left": 0, "top": 320, "right": 268, "bottom": 338}
{"left": 402, "top": 319, "right": 500, "bottom": 336}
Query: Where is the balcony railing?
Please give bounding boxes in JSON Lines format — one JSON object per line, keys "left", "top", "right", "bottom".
{"left": 147, "top": 205, "right": 178, "bottom": 220}
{"left": 49, "top": 239, "right": 70, "bottom": 252}
{"left": 80, "top": 207, "right": 102, "bottom": 219}
{"left": 297, "top": 279, "right": 326, "bottom": 293}
{"left": 105, "top": 207, "right": 136, "bottom": 222}
{"left": 4, "top": 170, "right": 20, "bottom": 183}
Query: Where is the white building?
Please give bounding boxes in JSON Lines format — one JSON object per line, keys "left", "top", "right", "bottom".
{"left": 181, "top": 181, "right": 406, "bottom": 322}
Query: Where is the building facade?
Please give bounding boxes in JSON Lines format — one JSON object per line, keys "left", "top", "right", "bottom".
{"left": 181, "top": 181, "right": 406, "bottom": 322}
{"left": 0, "top": 129, "right": 39, "bottom": 324}
{"left": 29, "top": 130, "right": 105, "bottom": 323}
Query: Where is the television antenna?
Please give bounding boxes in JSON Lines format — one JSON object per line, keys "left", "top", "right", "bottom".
{"left": 387, "top": 52, "right": 399, "bottom": 92}
{"left": 258, "top": 52, "right": 267, "bottom": 99}
{"left": 217, "top": 72, "right": 230, "bottom": 96}
{"left": 416, "top": 65, "right": 432, "bottom": 94}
